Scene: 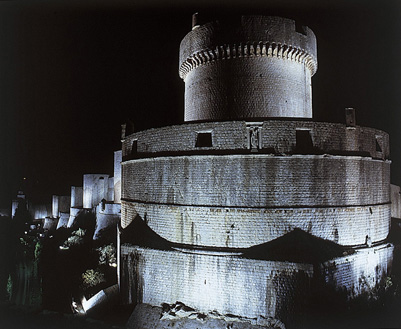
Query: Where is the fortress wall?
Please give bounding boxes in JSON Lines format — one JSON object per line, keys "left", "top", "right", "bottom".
{"left": 29, "top": 203, "right": 51, "bottom": 220}
{"left": 43, "top": 216, "right": 58, "bottom": 231}
{"left": 179, "top": 16, "right": 317, "bottom": 65}
{"left": 120, "top": 245, "right": 314, "bottom": 319}
{"left": 83, "top": 174, "right": 109, "bottom": 209}
{"left": 71, "top": 186, "right": 83, "bottom": 208}
{"left": 67, "top": 207, "right": 82, "bottom": 228}
{"left": 98, "top": 202, "right": 121, "bottom": 215}
{"left": 93, "top": 203, "right": 121, "bottom": 239}
{"left": 321, "top": 243, "right": 393, "bottom": 297}
{"left": 123, "top": 155, "right": 390, "bottom": 208}
{"left": 108, "top": 177, "right": 114, "bottom": 202}
{"left": 179, "top": 16, "right": 317, "bottom": 121}
{"left": 56, "top": 212, "right": 69, "bottom": 229}
{"left": 52, "top": 195, "right": 59, "bottom": 218}
{"left": 0, "top": 209, "right": 10, "bottom": 217}
{"left": 58, "top": 196, "right": 71, "bottom": 213}
{"left": 11, "top": 200, "right": 19, "bottom": 217}
{"left": 120, "top": 243, "right": 392, "bottom": 318}
{"left": 184, "top": 57, "right": 312, "bottom": 120}
{"left": 122, "top": 201, "right": 390, "bottom": 248}
{"left": 391, "top": 184, "right": 401, "bottom": 219}
{"left": 122, "top": 121, "right": 389, "bottom": 160}
{"left": 114, "top": 150, "right": 122, "bottom": 204}
{"left": 93, "top": 212, "right": 120, "bottom": 240}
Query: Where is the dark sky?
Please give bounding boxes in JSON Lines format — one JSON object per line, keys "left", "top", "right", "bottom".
{"left": 1, "top": 0, "right": 400, "bottom": 207}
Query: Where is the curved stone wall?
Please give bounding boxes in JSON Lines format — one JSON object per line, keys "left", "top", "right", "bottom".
{"left": 120, "top": 243, "right": 393, "bottom": 318}
{"left": 122, "top": 120, "right": 391, "bottom": 248}
{"left": 179, "top": 16, "right": 317, "bottom": 121}
{"left": 123, "top": 155, "right": 390, "bottom": 208}
{"left": 122, "top": 154, "right": 390, "bottom": 247}
{"left": 122, "top": 121, "right": 390, "bottom": 161}
{"left": 122, "top": 201, "right": 390, "bottom": 248}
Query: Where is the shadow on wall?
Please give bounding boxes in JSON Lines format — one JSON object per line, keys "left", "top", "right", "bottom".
{"left": 120, "top": 215, "right": 173, "bottom": 251}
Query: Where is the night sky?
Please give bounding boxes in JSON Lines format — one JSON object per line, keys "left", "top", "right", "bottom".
{"left": 1, "top": 0, "right": 400, "bottom": 208}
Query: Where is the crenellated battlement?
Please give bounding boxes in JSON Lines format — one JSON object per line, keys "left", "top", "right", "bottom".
{"left": 179, "top": 15, "right": 318, "bottom": 122}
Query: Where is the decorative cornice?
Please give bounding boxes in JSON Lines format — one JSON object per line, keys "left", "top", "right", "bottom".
{"left": 179, "top": 42, "right": 317, "bottom": 79}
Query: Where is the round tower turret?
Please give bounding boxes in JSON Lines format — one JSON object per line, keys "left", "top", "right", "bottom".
{"left": 179, "top": 15, "right": 317, "bottom": 121}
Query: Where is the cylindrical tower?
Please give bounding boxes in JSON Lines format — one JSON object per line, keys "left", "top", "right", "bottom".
{"left": 179, "top": 15, "right": 317, "bottom": 121}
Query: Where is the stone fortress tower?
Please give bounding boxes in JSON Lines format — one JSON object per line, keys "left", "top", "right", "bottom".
{"left": 119, "top": 15, "right": 393, "bottom": 325}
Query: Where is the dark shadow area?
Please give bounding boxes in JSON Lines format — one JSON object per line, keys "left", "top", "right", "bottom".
{"left": 120, "top": 215, "right": 173, "bottom": 251}
{"left": 0, "top": 216, "right": 16, "bottom": 301}
{"left": 242, "top": 228, "right": 354, "bottom": 263}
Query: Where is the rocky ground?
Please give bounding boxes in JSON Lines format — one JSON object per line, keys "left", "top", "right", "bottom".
{"left": 127, "top": 302, "right": 286, "bottom": 329}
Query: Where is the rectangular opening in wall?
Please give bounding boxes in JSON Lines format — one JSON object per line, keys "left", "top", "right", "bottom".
{"left": 131, "top": 140, "right": 138, "bottom": 155}
{"left": 196, "top": 132, "right": 212, "bottom": 147}
{"left": 295, "top": 129, "right": 313, "bottom": 153}
{"left": 376, "top": 137, "right": 382, "bottom": 152}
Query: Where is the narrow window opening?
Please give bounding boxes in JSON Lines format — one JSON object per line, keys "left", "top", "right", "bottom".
{"left": 196, "top": 132, "right": 212, "bottom": 147}
{"left": 131, "top": 140, "right": 138, "bottom": 155}
{"left": 296, "top": 129, "right": 313, "bottom": 153}
{"left": 375, "top": 138, "right": 382, "bottom": 152}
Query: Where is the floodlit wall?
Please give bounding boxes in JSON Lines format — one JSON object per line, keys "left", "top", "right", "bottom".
{"left": 391, "top": 184, "right": 401, "bottom": 219}
{"left": 29, "top": 203, "right": 51, "bottom": 220}
{"left": 119, "top": 14, "right": 394, "bottom": 321}
{"left": 67, "top": 207, "right": 82, "bottom": 228}
{"left": 122, "top": 121, "right": 389, "bottom": 160}
{"left": 83, "top": 174, "right": 109, "bottom": 209}
{"left": 122, "top": 154, "right": 390, "bottom": 247}
{"left": 108, "top": 177, "right": 114, "bottom": 203}
{"left": 122, "top": 119, "right": 391, "bottom": 248}
{"left": 93, "top": 203, "right": 121, "bottom": 239}
{"left": 56, "top": 212, "right": 69, "bottom": 229}
{"left": 52, "top": 195, "right": 59, "bottom": 218}
{"left": 43, "top": 216, "right": 58, "bottom": 231}
{"left": 58, "top": 196, "right": 71, "bottom": 213}
{"left": 321, "top": 243, "right": 394, "bottom": 297}
{"left": 121, "top": 245, "right": 313, "bottom": 318}
{"left": 120, "top": 243, "right": 392, "bottom": 318}
{"left": 114, "top": 150, "right": 122, "bottom": 204}
{"left": 122, "top": 201, "right": 389, "bottom": 248}
{"left": 11, "top": 200, "right": 19, "bottom": 217}
{"left": 71, "top": 186, "right": 83, "bottom": 208}
{"left": 0, "top": 209, "right": 10, "bottom": 217}
{"left": 179, "top": 16, "right": 317, "bottom": 121}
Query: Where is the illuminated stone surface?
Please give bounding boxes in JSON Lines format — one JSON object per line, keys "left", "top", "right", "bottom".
{"left": 179, "top": 16, "right": 317, "bottom": 121}
{"left": 83, "top": 174, "right": 110, "bottom": 209}
{"left": 119, "top": 14, "right": 394, "bottom": 324}
{"left": 121, "top": 243, "right": 393, "bottom": 319}
{"left": 114, "top": 150, "right": 122, "bottom": 204}
{"left": 71, "top": 186, "right": 83, "bottom": 208}
{"left": 391, "top": 184, "right": 401, "bottom": 219}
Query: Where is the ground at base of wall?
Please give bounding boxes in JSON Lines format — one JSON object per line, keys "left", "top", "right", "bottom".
{"left": 127, "top": 303, "right": 285, "bottom": 329}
